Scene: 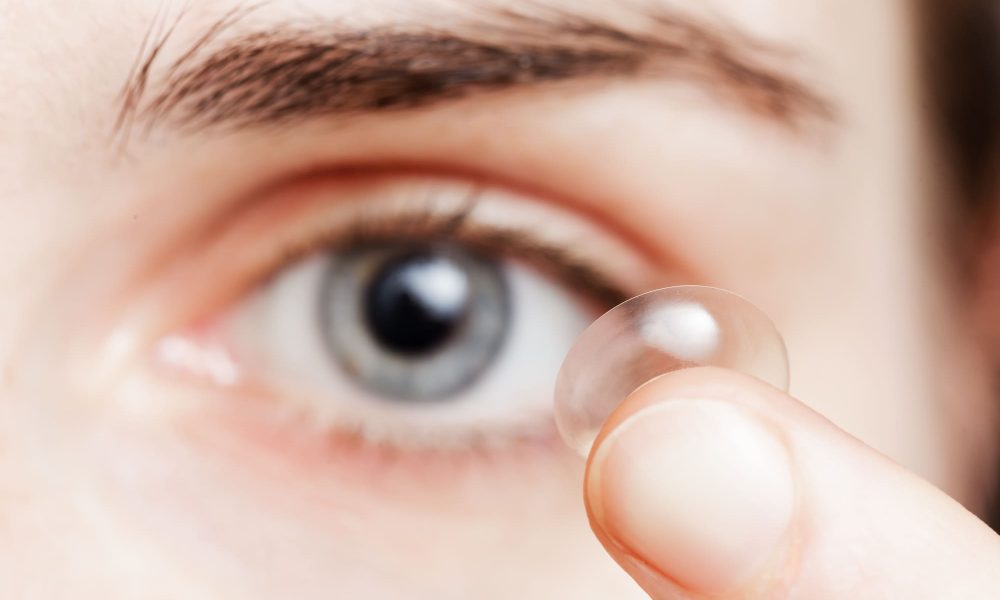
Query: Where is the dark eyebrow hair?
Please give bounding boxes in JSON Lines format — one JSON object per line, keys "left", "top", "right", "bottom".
{"left": 116, "top": 5, "right": 834, "bottom": 140}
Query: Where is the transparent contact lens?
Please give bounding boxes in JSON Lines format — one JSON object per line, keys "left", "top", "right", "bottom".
{"left": 554, "top": 286, "right": 789, "bottom": 456}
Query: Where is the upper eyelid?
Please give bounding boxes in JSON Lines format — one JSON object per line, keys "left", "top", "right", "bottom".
{"left": 260, "top": 184, "right": 632, "bottom": 307}
{"left": 237, "top": 179, "right": 650, "bottom": 306}
{"left": 121, "top": 173, "right": 658, "bottom": 352}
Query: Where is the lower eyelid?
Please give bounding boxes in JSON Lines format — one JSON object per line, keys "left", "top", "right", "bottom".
{"left": 92, "top": 376, "right": 581, "bottom": 520}
{"left": 175, "top": 383, "right": 577, "bottom": 493}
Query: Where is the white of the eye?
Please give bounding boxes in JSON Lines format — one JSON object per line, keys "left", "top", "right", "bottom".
{"left": 225, "top": 253, "right": 592, "bottom": 448}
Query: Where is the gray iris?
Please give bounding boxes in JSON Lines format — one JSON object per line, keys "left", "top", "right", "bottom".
{"left": 319, "top": 243, "right": 510, "bottom": 401}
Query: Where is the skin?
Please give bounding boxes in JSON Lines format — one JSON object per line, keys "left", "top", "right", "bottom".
{"left": 0, "top": 0, "right": 997, "bottom": 598}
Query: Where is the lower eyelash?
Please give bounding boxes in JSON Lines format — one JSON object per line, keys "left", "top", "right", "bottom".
{"left": 187, "top": 391, "right": 574, "bottom": 489}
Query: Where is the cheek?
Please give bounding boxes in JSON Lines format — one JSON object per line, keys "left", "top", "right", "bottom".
{"left": 66, "top": 392, "right": 592, "bottom": 596}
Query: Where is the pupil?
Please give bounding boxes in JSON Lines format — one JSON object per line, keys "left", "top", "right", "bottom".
{"left": 363, "top": 251, "right": 472, "bottom": 356}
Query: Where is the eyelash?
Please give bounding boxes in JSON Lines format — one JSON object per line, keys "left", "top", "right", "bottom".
{"left": 262, "top": 197, "right": 630, "bottom": 313}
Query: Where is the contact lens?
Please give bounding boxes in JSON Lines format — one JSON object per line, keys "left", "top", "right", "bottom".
{"left": 554, "top": 286, "right": 789, "bottom": 456}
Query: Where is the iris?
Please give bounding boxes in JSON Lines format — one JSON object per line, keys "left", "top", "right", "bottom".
{"left": 320, "top": 243, "right": 510, "bottom": 401}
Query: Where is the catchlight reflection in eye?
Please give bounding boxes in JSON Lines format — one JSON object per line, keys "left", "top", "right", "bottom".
{"left": 554, "top": 286, "right": 789, "bottom": 456}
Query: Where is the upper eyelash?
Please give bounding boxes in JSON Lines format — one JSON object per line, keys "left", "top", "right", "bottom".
{"left": 268, "top": 199, "right": 631, "bottom": 311}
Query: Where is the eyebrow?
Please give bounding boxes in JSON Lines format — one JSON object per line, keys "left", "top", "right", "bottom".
{"left": 117, "top": 5, "right": 834, "bottom": 140}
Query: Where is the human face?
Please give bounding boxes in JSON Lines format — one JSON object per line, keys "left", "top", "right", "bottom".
{"left": 0, "top": 1, "right": 994, "bottom": 597}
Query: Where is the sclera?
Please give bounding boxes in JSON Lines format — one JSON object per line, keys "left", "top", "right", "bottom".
{"left": 554, "top": 286, "right": 789, "bottom": 456}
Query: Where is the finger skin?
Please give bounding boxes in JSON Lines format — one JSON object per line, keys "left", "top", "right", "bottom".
{"left": 585, "top": 366, "right": 1000, "bottom": 599}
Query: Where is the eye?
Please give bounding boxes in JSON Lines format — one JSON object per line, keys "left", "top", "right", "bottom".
{"left": 151, "top": 177, "right": 651, "bottom": 451}
{"left": 214, "top": 240, "right": 592, "bottom": 448}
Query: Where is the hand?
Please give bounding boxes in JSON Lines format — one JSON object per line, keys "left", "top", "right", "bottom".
{"left": 584, "top": 367, "right": 1000, "bottom": 599}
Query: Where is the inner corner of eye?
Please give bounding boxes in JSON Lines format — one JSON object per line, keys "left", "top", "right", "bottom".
{"left": 154, "top": 326, "right": 243, "bottom": 389}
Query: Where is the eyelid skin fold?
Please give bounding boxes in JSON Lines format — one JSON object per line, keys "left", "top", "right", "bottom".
{"left": 110, "top": 173, "right": 660, "bottom": 357}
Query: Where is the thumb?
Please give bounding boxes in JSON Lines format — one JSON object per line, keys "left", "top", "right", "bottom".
{"left": 584, "top": 366, "right": 1000, "bottom": 599}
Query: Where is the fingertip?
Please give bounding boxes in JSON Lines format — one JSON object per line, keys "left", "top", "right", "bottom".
{"left": 585, "top": 367, "right": 1000, "bottom": 599}
{"left": 585, "top": 371, "right": 798, "bottom": 596}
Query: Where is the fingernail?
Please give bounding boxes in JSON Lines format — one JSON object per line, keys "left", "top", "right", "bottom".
{"left": 588, "top": 399, "right": 795, "bottom": 595}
